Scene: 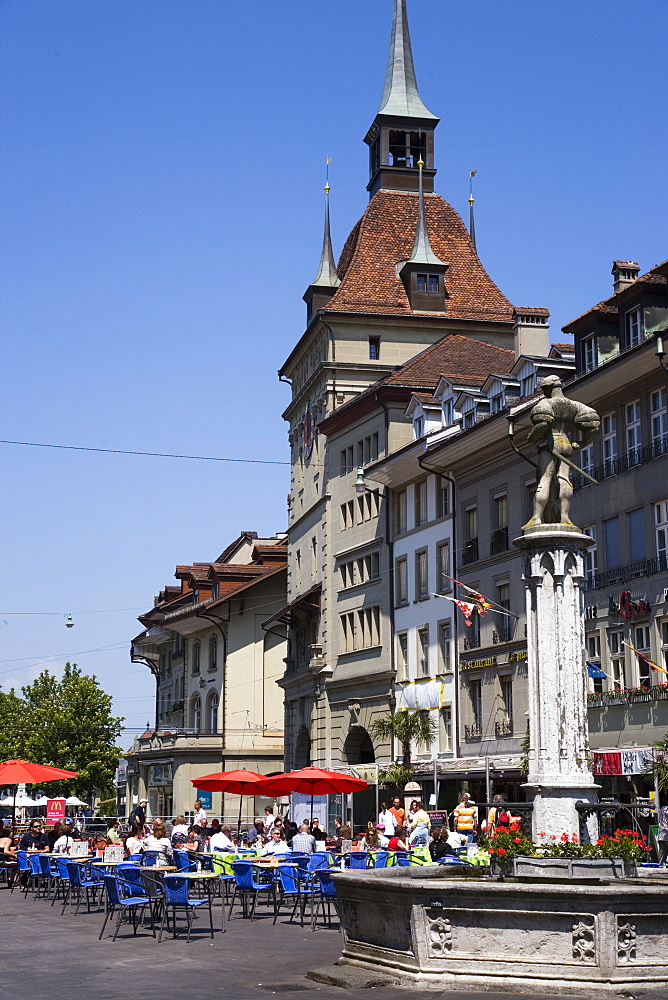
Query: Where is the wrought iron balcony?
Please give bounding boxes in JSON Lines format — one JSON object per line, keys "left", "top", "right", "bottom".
{"left": 464, "top": 723, "right": 482, "bottom": 741}
{"left": 495, "top": 720, "right": 514, "bottom": 737}
{"left": 584, "top": 554, "right": 667, "bottom": 591}
{"left": 573, "top": 438, "right": 668, "bottom": 490}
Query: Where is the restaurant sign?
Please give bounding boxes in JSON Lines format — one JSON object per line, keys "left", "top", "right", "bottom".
{"left": 459, "top": 656, "right": 496, "bottom": 671}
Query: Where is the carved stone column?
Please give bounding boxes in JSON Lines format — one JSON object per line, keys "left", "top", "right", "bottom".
{"left": 515, "top": 525, "right": 599, "bottom": 841}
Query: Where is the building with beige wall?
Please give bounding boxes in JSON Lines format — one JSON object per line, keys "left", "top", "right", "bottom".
{"left": 124, "top": 532, "right": 287, "bottom": 823}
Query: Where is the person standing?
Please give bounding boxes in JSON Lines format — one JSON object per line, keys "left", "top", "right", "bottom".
{"left": 310, "top": 818, "right": 327, "bottom": 842}
{"left": 453, "top": 792, "right": 478, "bottom": 843}
{"left": 263, "top": 806, "right": 276, "bottom": 833}
{"left": 658, "top": 803, "right": 668, "bottom": 866}
{"left": 389, "top": 797, "right": 406, "bottom": 830}
{"left": 378, "top": 802, "right": 396, "bottom": 836}
{"left": 193, "top": 799, "right": 207, "bottom": 827}
{"left": 130, "top": 798, "right": 147, "bottom": 827}
{"left": 408, "top": 800, "right": 431, "bottom": 846}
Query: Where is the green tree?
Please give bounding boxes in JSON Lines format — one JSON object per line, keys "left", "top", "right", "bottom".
{"left": 642, "top": 732, "right": 668, "bottom": 794}
{"left": 370, "top": 710, "right": 437, "bottom": 793}
{"left": 0, "top": 663, "right": 125, "bottom": 800}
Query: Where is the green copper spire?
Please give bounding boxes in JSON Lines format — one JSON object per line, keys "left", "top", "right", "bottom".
{"left": 311, "top": 173, "right": 340, "bottom": 288}
{"left": 378, "top": 0, "right": 438, "bottom": 121}
{"left": 407, "top": 158, "right": 446, "bottom": 266}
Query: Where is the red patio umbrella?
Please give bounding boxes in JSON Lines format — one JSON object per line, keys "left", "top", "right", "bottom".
{"left": 0, "top": 760, "right": 78, "bottom": 832}
{"left": 257, "top": 767, "right": 368, "bottom": 824}
{"left": 190, "top": 768, "right": 266, "bottom": 838}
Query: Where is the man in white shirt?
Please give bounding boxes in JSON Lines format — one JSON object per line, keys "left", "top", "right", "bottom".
{"left": 263, "top": 806, "right": 276, "bottom": 833}
{"left": 210, "top": 824, "right": 235, "bottom": 852}
{"left": 193, "top": 799, "right": 207, "bottom": 827}
{"left": 260, "top": 829, "right": 290, "bottom": 856}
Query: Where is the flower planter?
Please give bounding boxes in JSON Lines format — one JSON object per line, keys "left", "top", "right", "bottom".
{"left": 604, "top": 697, "right": 626, "bottom": 706}
{"left": 629, "top": 693, "right": 652, "bottom": 703}
{"left": 512, "top": 855, "right": 626, "bottom": 879}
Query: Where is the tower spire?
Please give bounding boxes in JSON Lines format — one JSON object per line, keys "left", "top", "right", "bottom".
{"left": 406, "top": 157, "right": 446, "bottom": 267}
{"left": 311, "top": 160, "right": 340, "bottom": 288}
{"left": 468, "top": 170, "right": 477, "bottom": 253}
{"left": 378, "top": 0, "right": 437, "bottom": 121}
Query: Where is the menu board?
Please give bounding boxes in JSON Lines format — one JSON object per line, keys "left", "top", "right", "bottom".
{"left": 428, "top": 811, "right": 448, "bottom": 828}
{"left": 103, "top": 845, "right": 124, "bottom": 863}
{"left": 70, "top": 841, "right": 89, "bottom": 858}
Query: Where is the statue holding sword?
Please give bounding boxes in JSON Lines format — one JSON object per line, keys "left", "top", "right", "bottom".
{"left": 524, "top": 375, "right": 600, "bottom": 529}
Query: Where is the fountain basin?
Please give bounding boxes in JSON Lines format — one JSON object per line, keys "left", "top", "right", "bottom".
{"left": 331, "top": 864, "right": 668, "bottom": 993}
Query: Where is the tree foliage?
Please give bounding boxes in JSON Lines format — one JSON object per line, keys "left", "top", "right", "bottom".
{"left": 370, "top": 710, "right": 437, "bottom": 768}
{"left": 0, "top": 663, "right": 124, "bottom": 800}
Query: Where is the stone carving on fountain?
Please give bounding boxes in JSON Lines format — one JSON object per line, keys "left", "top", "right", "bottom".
{"left": 426, "top": 911, "right": 452, "bottom": 957}
{"left": 617, "top": 921, "right": 637, "bottom": 964}
{"left": 571, "top": 918, "right": 596, "bottom": 963}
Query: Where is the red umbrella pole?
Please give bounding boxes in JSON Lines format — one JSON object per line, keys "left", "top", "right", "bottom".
{"left": 237, "top": 794, "right": 243, "bottom": 840}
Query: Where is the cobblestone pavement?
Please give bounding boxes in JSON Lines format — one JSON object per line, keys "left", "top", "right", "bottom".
{"left": 1, "top": 882, "right": 666, "bottom": 1000}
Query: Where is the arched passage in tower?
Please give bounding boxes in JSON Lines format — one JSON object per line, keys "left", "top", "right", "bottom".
{"left": 343, "top": 726, "right": 375, "bottom": 765}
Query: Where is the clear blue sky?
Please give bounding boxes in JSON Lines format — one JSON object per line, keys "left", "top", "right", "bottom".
{"left": 1, "top": 0, "right": 666, "bottom": 745}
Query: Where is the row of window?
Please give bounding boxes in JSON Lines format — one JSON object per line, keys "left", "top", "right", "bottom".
{"left": 465, "top": 675, "right": 514, "bottom": 740}
{"left": 462, "top": 493, "right": 510, "bottom": 564}
{"left": 340, "top": 490, "right": 380, "bottom": 529}
{"left": 583, "top": 499, "right": 668, "bottom": 584}
{"left": 340, "top": 606, "right": 381, "bottom": 653}
{"left": 340, "top": 433, "right": 380, "bottom": 475}
{"left": 587, "top": 620, "right": 668, "bottom": 692}
{"left": 579, "top": 389, "right": 667, "bottom": 479}
{"left": 395, "top": 542, "right": 450, "bottom": 605}
{"left": 396, "top": 621, "right": 452, "bottom": 680}
{"left": 189, "top": 635, "right": 218, "bottom": 675}
{"left": 394, "top": 477, "right": 450, "bottom": 535}
{"left": 339, "top": 551, "right": 380, "bottom": 590}
{"left": 581, "top": 306, "right": 651, "bottom": 373}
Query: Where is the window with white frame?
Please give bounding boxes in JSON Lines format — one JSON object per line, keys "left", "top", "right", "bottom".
{"left": 436, "top": 541, "right": 450, "bottom": 592}
{"left": 395, "top": 557, "right": 408, "bottom": 605}
{"left": 490, "top": 390, "right": 505, "bottom": 413}
{"left": 583, "top": 526, "right": 597, "bottom": 587}
{"left": 413, "top": 415, "right": 425, "bottom": 440}
{"left": 581, "top": 443, "right": 594, "bottom": 479}
{"left": 209, "top": 691, "right": 219, "bottom": 734}
{"left": 626, "top": 307, "right": 643, "bottom": 347}
{"left": 608, "top": 630, "right": 626, "bottom": 690}
{"left": 442, "top": 398, "right": 454, "bottom": 426}
{"left": 651, "top": 388, "right": 668, "bottom": 449}
{"left": 192, "top": 695, "right": 202, "bottom": 732}
{"left": 415, "top": 549, "right": 428, "bottom": 600}
{"left": 439, "top": 705, "right": 452, "bottom": 753}
{"left": 395, "top": 490, "right": 407, "bottom": 534}
{"left": 626, "top": 400, "right": 642, "bottom": 466}
{"left": 633, "top": 624, "right": 651, "bottom": 688}
{"left": 397, "top": 632, "right": 409, "bottom": 681}
{"left": 602, "top": 412, "right": 617, "bottom": 475}
{"left": 587, "top": 633, "right": 603, "bottom": 694}
{"left": 583, "top": 334, "right": 597, "bottom": 372}
{"left": 655, "top": 500, "right": 668, "bottom": 569}
{"left": 437, "top": 621, "right": 451, "bottom": 673}
{"left": 436, "top": 476, "right": 450, "bottom": 518}
{"left": 414, "top": 481, "right": 428, "bottom": 527}
{"left": 417, "top": 626, "right": 429, "bottom": 677}
{"left": 520, "top": 370, "right": 536, "bottom": 398}
{"left": 500, "top": 676, "right": 513, "bottom": 732}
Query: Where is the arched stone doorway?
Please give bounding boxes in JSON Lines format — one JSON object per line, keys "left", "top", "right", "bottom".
{"left": 343, "top": 726, "right": 375, "bottom": 765}
{"left": 294, "top": 726, "right": 311, "bottom": 768}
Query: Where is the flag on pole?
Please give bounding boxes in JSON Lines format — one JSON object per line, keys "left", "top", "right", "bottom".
{"left": 622, "top": 640, "right": 668, "bottom": 676}
{"left": 586, "top": 661, "right": 607, "bottom": 679}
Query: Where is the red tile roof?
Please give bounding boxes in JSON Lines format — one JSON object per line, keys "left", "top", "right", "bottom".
{"left": 385, "top": 335, "right": 515, "bottom": 388}
{"left": 327, "top": 190, "right": 513, "bottom": 321}
{"left": 563, "top": 259, "right": 668, "bottom": 332}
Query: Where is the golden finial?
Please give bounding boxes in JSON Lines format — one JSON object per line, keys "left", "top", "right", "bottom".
{"left": 417, "top": 156, "right": 424, "bottom": 169}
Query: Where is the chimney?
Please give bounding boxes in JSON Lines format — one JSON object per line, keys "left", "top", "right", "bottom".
{"left": 611, "top": 260, "right": 640, "bottom": 295}
{"left": 513, "top": 307, "right": 550, "bottom": 359}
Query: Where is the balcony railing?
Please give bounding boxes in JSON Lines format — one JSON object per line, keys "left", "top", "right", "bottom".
{"left": 490, "top": 527, "right": 509, "bottom": 555}
{"left": 573, "top": 437, "right": 668, "bottom": 490}
{"left": 495, "top": 720, "right": 514, "bottom": 737}
{"left": 464, "top": 723, "right": 482, "bottom": 741}
{"left": 461, "top": 538, "right": 479, "bottom": 565}
{"left": 587, "top": 682, "right": 668, "bottom": 708}
{"left": 584, "top": 554, "right": 667, "bottom": 591}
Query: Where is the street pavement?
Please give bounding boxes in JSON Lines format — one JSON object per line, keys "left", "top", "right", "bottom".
{"left": 1, "top": 880, "right": 666, "bottom": 1000}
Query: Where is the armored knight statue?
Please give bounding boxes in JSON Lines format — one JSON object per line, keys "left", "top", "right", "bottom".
{"left": 524, "top": 375, "right": 600, "bottom": 529}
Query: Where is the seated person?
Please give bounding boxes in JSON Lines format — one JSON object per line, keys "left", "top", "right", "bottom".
{"left": 142, "top": 818, "right": 173, "bottom": 866}
{"left": 209, "top": 818, "right": 222, "bottom": 836}
{"left": 333, "top": 824, "right": 352, "bottom": 853}
{"left": 284, "top": 821, "right": 299, "bottom": 845}
{"left": 19, "top": 820, "right": 49, "bottom": 852}
{"left": 0, "top": 830, "right": 18, "bottom": 859}
{"left": 429, "top": 826, "right": 458, "bottom": 861}
{"left": 290, "top": 821, "right": 317, "bottom": 855}
{"left": 310, "top": 818, "right": 327, "bottom": 842}
{"left": 124, "top": 821, "right": 144, "bottom": 856}
{"left": 210, "top": 824, "right": 236, "bottom": 852}
{"left": 106, "top": 818, "right": 122, "bottom": 845}
{"left": 387, "top": 826, "right": 409, "bottom": 852}
{"left": 171, "top": 814, "right": 189, "bottom": 846}
{"left": 246, "top": 820, "right": 265, "bottom": 845}
{"left": 259, "top": 828, "right": 290, "bottom": 856}
{"left": 184, "top": 824, "right": 207, "bottom": 854}
{"left": 52, "top": 820, "right": 76, "bottom": 854}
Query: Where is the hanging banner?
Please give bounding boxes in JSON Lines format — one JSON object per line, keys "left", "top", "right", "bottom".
{"left": 47, "top": 798, "right": 66, "bottom": 824}
{"left": 396, "top": 679, "right": 443, "bottom": 711}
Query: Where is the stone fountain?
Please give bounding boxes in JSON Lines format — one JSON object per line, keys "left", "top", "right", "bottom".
{"left": 326, "top": 378, "right": 668, "bottom": 992}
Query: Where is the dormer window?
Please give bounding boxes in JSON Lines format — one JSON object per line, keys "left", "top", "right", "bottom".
{"left": 211, "top": 582, "right": 219, "bottom": 600}
{"left": 443, "top": 399, "right": 454, "bottom": 426}
{"left": 463, "top": 408, "right": 476, "bottom": 429}
{"left": 490, "top": 392, "right": 504, "bottom": 414}
{"left": 520, "top": 371, "right": 537, "bottom": 397}
{"left": 416, "top": 273, "right": 440, "bottom": 293}
{"left": 414, "top": 415, "right": 425, "bottom": 439}
{"left": 583, "top": 334, "right": 597, "bottom": 372}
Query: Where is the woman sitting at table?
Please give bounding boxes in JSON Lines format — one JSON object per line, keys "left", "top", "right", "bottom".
{"left": 429, "top": 826, "right": 458, "bottom": 861}
{"left": 170, "top": 814, "right": 189, "bottom": 845}
{"left": 53, "top": 820, "right": 76, "bottom": 854}
{"left": 360, "top": 822, "right": 381, "bottom": 851}
{"left": 259, "top": 828, "right": 290, "bottom": 856}
{"left": 333, "top": 824, "right": 352, "bottom": 853}
{"left": 387, "top": 826, "right": 409, "bottom": 852}
{"left": 142, "top": 818, "right": 173, "bottom": 866}
{"left": 184, "top": 824, "right": 207, "bottom": 854}
{"left": 0, "top": 829, "right": 18, "bottom": 859}
{"left": 124, "top": 821, "right": 144, "bottom": 856}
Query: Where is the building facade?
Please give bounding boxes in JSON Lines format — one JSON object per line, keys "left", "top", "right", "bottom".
{"left": 125, "top": 532, "right": 287, "bottom": 822}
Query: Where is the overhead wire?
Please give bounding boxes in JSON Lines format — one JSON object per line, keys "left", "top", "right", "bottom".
{"left": 0, "top": 439, "right": 289, "bottom": 466}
